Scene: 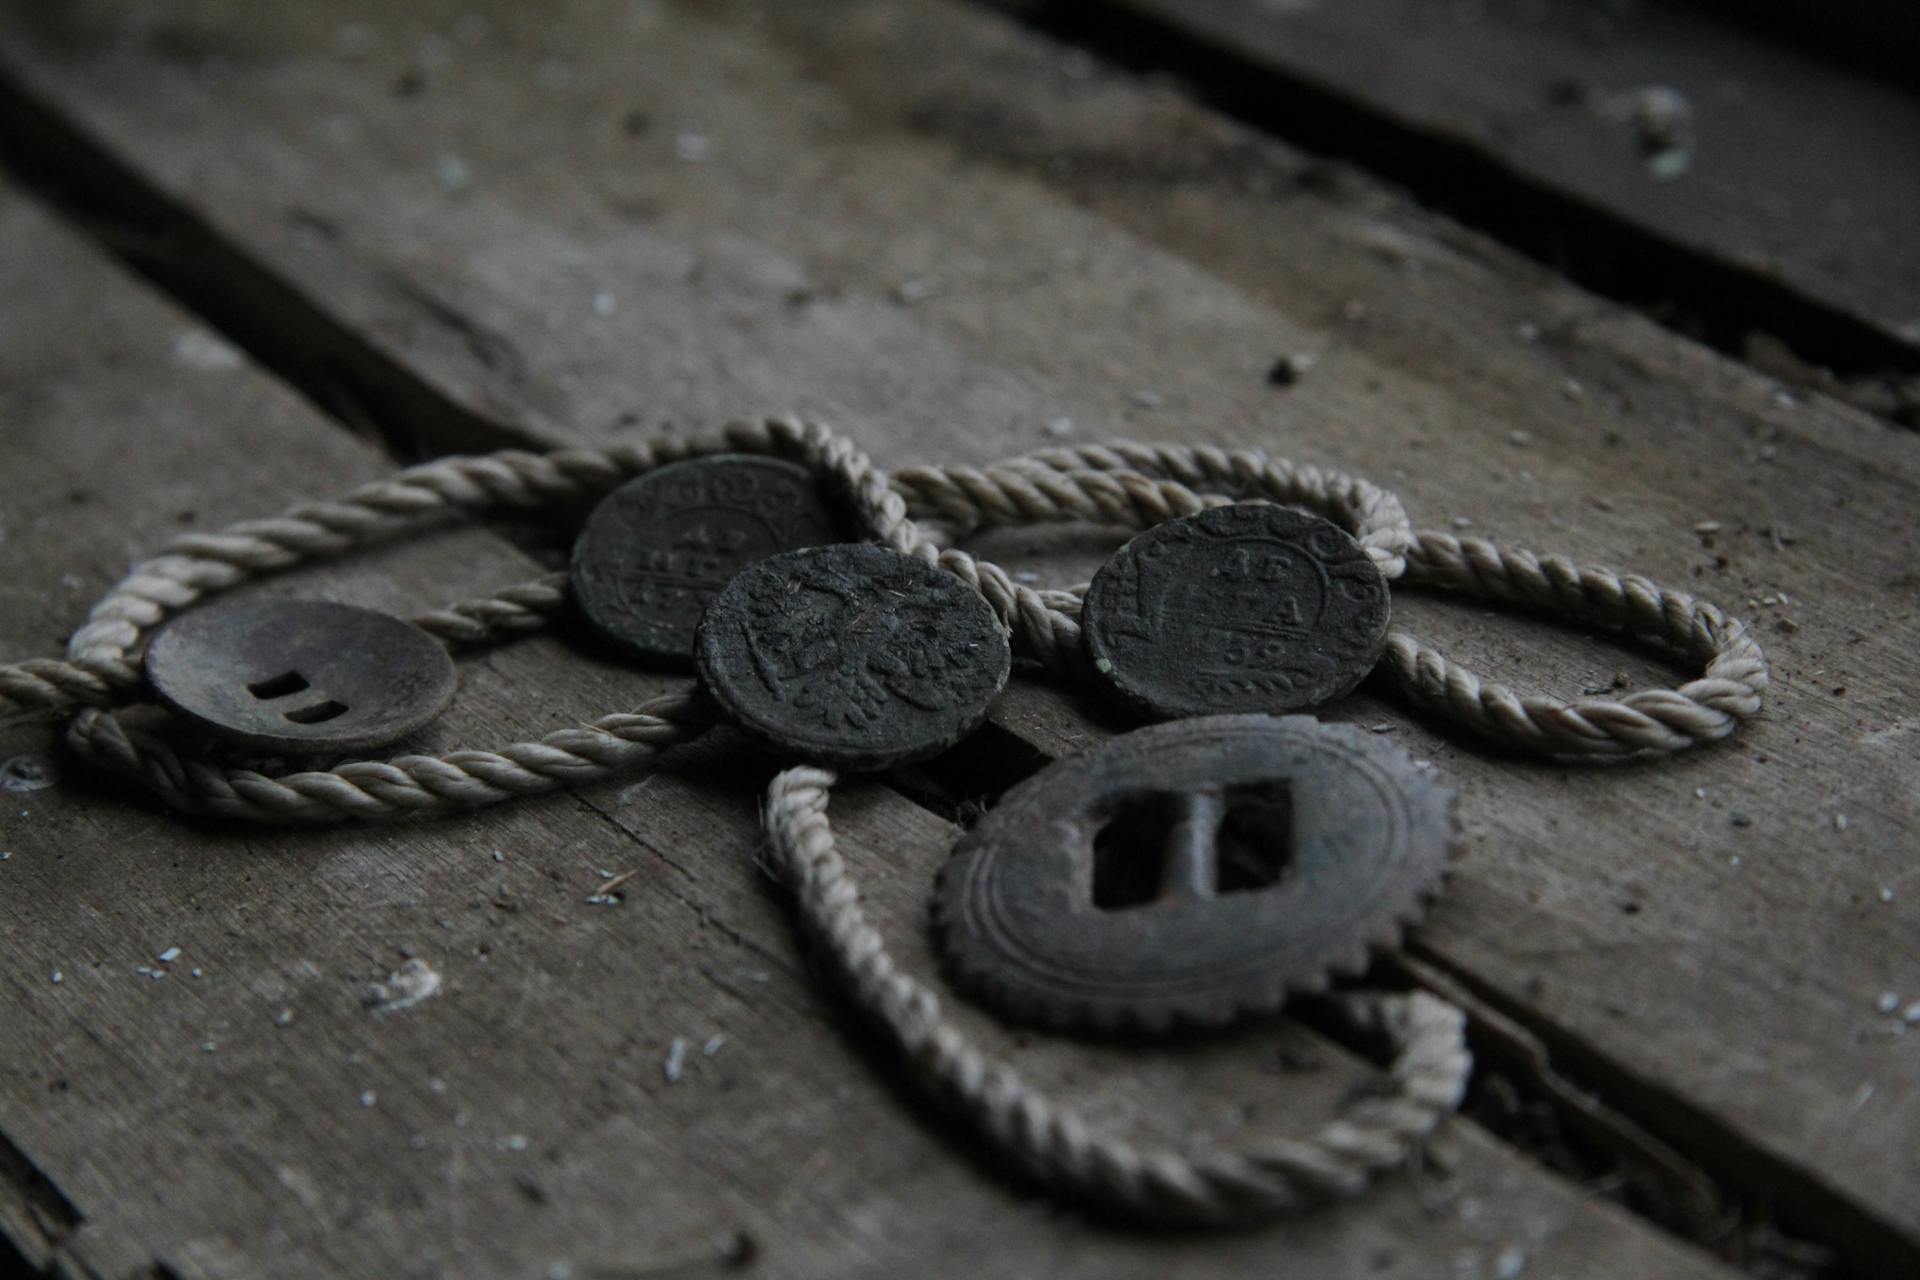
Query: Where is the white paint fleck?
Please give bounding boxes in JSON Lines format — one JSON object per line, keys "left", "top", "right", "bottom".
{"left": 491, "top": 848, "right": 505, "bottom": 863}
{"left": 50, "top": 971, "right": 61, "bottom": 984}
{"left": 435, "top": 153, "right": 473, "bottom": 193}
{"left": 1834, "top": 813, "right": 1850, "bottom": 832}
{"left": 1496, "top": 1246, "right": 1527, "bottom": 1279}
{"left": 366, "top": 957, "right": 442, "bottom": 1015}
{"left": 1904, "top": 1003, "right": 1920, "bottom": 1025}
{"left": 1451, "top": 516, "right": 1473, "bottom": 530}
{"left": 664, "top": 1037, "right": 688, "bottom": 1083}
{"left": 274, "top": 1008, "right": 295, "bottom": 1027}
{"left": 893, "top": 275, "right": 947, "bottom": 305}
{"left": 190, "top": 968, "right": 203, "bottom": 978}
{"left": 703, "top": 1034, "right": 727, "bottom": 1056}
{"left": 500, "top": 1133, "right": 529, "bottom": 1151}
{"left": 157, "top": 946, "right": 181, "bottom": 964}
{"left": 1879, "top": 887, "right": 1895, "bottom": 904}
{"left": 1878, "top": 992, "right": 1901, "bottom": 1015}
{"left": 360, "top": 1091, "right": 377, "bottom": 1108}
{"left": 1044, "top": 415, "right": 1076, "bottom": 438}
{"left": 170, "top": 330, "right": 245, "bottom": 372}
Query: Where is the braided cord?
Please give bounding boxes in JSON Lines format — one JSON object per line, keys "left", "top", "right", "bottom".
{"left": 3, "top": 424, "right": 1768, "bottom": 821}
{"left": 24, "top": 418, "right": 940, "bottom": 818}
{"left": 764, "top": 766, "right": 1470, "bottom": 1224}
{"left": 896, "top": 446, "right": 1766, "bottom": 758}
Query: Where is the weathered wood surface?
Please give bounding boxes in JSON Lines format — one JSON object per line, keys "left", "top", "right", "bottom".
{"left": 1079, "top": 0, "right": 1920, "bottom": 387}
{"left": 0, "top": 0, "right": 1915, "bottom": 1273}
{"left": 0, "top": 181, "right": 1735, "bottom": 1279}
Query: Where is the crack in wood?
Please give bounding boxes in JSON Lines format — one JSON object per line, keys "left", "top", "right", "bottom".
{"left": 979, "top": 0, "right": 1920, "bottom": 429}
{"left": 0, "top": 59, "right": 533, "bottom": 463}
{"left": 0, "top": 1127, "right": 81, "bottom": 1273}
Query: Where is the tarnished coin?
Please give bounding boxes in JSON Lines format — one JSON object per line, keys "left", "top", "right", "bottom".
{"left": 934, "top": 715, "right": 1454, "bottom": 1034}
{"left": 695, "top": 544, "right": 1011, "bottom": 770}
{"left": 144, "top": 598, "right": 456, "bottom": 754}
{"left": 570, "top": 455, "right": 843, "bottom": 667}
{"left": 1082, "top": 504, "right": 1390, "bottom": 719}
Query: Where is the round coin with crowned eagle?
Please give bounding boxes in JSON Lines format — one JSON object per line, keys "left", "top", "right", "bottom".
{"left": 695, "top": 544, "right": 1011, "bottom": 770}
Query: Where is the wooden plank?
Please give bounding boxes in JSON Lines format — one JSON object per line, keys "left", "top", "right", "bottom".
{"left": 0, "top": 181, "right": 1727, "bottom": 1278}
{"left": 0, "top": 0, "right": 1913, "bottom": 1268}
{"left": 1077, "top": 0, "right": 1920, "bottom": 403}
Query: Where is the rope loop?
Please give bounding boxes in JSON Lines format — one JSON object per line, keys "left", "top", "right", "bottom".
{"left": 896, "top": 444, "right": 1766, "bottom": 759}
{"left": 762, "top": 765, "right": 1470, "bottom": 1224}
{"left": 1, "top": 420, "right": 1769, "bottom": 818}
{"left": 15, "top": 418, "right": 940, "bottom": 815}
{"left": 1378, "top": 531, "right": 1769, "bottom": 756}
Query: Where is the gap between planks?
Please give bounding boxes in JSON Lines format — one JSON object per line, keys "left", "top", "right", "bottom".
{"left": 986, "top": 0, "right": 1920, "bottom": 429}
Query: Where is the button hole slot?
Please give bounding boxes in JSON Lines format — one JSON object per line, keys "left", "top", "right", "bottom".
{"left": 1215, "top": 780, "right": 1293, "bottom": 895}
{"left": 247, "top": 671, "right": 310, "bottom": 700}
{"left": 283, "top": 699, "right": 349, "bottom": 725}
{"left": 1090, "top": 792, "right": 1178, "bottom": 911}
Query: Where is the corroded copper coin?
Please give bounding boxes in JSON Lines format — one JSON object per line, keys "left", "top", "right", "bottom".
{"left": 571, "top": 455, "right": 843, "bottom": 668}
{"left": 695, "top": 544, "right": 1011, "bottom": 770}
{"left": 933, "top": 715, "right": 1454, "bottom": 1034}
{"left": 145, "top": 598, "right": 456, "bottom": 754}
{"left": 1082, "top": 505, "right": 1390, "bottom": 719}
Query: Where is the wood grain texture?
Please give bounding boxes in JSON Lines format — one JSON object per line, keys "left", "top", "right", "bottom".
{"left": 1091, "top": 0, "right": 1920, "bottom": 379}
{"left": 1, "top": 0, "right": 1916, "bottom": 1267}
{"left": 0, "top": 182, "right": 1728, "bottom": 1278}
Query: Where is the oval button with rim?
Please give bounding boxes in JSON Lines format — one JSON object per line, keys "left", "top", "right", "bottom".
{"left": 933, "top": 715, "right": 1455, "bottom": 1034}
{"left": 144, "top": 598, "right": 456, "bottom": 754}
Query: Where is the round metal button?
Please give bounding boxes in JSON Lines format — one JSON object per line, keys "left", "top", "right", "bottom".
{"left": 933, "top": 715, "right": 1455, "bottom": 1034}
{"left": 144, "top": 598, "right": 456, "bottom": 754}
{"left": 1081, "top": 504, "right": 1391, "bottom": 720}
{"left": 570, "top": 455, "right": 844, "bottom": 668}
{"left": 695, "top": 544, "right": 1012, "bottom": 771}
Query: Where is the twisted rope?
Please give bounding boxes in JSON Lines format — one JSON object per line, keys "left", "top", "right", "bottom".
{"left": 1379, "top": 532, "right": 1769, "bottom": 756}
{"left": 21, "top": 418, "right": 939, "bottom": 820}
{"left": 65, "top": 692, "right": 719, "bottom": 824}
{"left": 2, "top": 424, "right": 1768, "bottom": 822}
{"left": 899, "top": 444, "right": 1766, "bottom": 758}
{"left": 764, "top": 766, "right": 1470, "bottom": 1224}
{"left": 894, "top": 443, "right": 1412, "bottom": 577}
